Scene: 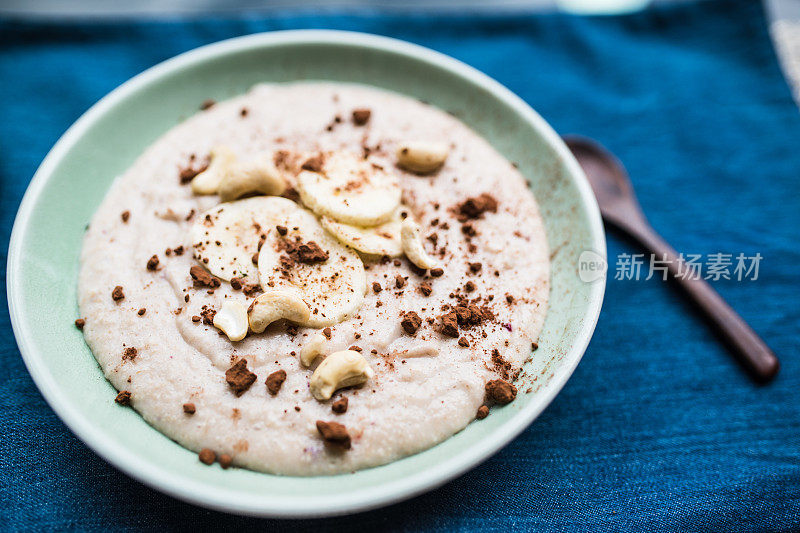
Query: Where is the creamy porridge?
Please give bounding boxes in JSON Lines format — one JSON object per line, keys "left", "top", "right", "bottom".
{"left": 77, "top": 82, "right": 549, "bottom": 475}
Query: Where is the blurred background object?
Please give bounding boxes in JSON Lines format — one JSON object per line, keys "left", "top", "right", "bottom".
{"left": 2, "top": 0, "right": 799, "bottom": 101}
{"left": 556, "top": 0, "right": 651, "bottom": 14}
{"left": 0, "top": 0, "right": 699, "bottom": 17}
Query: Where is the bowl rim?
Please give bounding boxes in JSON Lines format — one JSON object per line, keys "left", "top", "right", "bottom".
{"left": 7, "top": 29, "right": 605, "bottom": 517}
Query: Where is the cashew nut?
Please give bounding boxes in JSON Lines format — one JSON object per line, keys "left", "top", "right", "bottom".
{"left": 213, "top": 300, "right": 249, "bottom": 341}
{"left": 191, "top": 146, "right": 237, "bottom": 195}
{"left": 310, "top": 350, "right": 374, "bottom": 401}
{"left": 248, "top": 290, "right": 311, "bottom": 333}
{"left": 218, "top": 154, "right": 287, "bottom": 202}
{"left": 396, "top": 141, "right": 448, "bottom": 174}
{"left": 401, "top": 217, "right": 438, "bottom": 269}
{"left": 299, "top": 331, "right": 328, "bottom": 367}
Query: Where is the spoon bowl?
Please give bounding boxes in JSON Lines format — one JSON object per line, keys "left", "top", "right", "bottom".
{"left": 564, "top": 135, "right": 779, "bottom": 383}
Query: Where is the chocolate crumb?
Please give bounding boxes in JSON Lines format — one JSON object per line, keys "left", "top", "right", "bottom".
{"left": 252, "top": 253, "right": 259, "bottom": 265}
{"left": 372, "top": 282, "right": 382, "bottom": 294}
{"left": 183, "top": 403, "right": 196, "bottom": 414}
{"left": 146, "top": 255, "right": 159, "bottom": 271}
{"left": 74, "top": 318, "right": 85, "bottom": 330}
{"left": 121, "top": 211, "right": 130, "bottom": 223}
{"left": 111, "top": 286, "right": 125, "bottom": 302}
{"left": 200, "top": 99, "right": 215, "bottom": 110}
{"left": 174, "top": 245, "right": 185, "bottom": 256}
{"left": 179, "top": 157, "right": 210, "bottom": 184}
{"left": 242, "top": 283, "right": 262, "bottom": 297}
{"left": 352, "top": 108, "right": 371, "bottom": 125}
{"left": 230, "top": 277, "right": 243, "bottom": 290}
{"left": 485, "top": 379, "right": 517, "bottom": 405}
{"left": 240, "top": 107, "right": 249, "bottom": 117}
{"left": 430, "top": 267, "right": 444, "bottom": 277}
{"left": 301, "top": 155, "right": 324, "bottom": 172}
{"left": 506, "top": 294, "right": 515, "bottom": 304}
{"left": 323, "top": 327, "right": 332, "bottom": 339}
{"left": 418, "top": 282, "right": 432, "bottom": 297}
{"left": 332, "top": 397, "right": 348, "bottom": 414}
{"left": 465, "top": 281, "right": 476, "bottom": 292}
{"left": 468, "top": 262, "right": 482, "bottom": 274}
{"left": 200, "top": 308, "right": 216, "bottom": 325}
{"left": 408, "top": 262, "right": 428, "bottom": 277}
{"left": 225, "top": 359, "right": 257, "bottom": 397}
{"left": 455, "top": 193, "right": 498, "bottom": 221}
{"left": 266, "top": 369, "right": 287, "bottom": 396}
{"left": 115, "top": 390, "right": 131, "bottom": 406}
{"left": 401, "top": 311, "right": 422, "bottom": 335}
{"left": 458, "top": 337, "right": 470, "bottom": 347}
{"left": 190, "top": 265, "right": 220, "bottom": 288}
{"left": 395, "top": 275, "right": 406, "bottom": 289}
{"left": 123, "top": 347, "right": 138, "bottom": 360}
{"left": 531, "top": 342, "right": 539, "bottom": 351}
{"left": 137, "top": 308, "right": 146, "bottom": 316}
{"left": 192, "top": 315, "right": 201, "bottom": 323}
{"left": 349, "top": 345, "right": 362, "bottom": 352}
{"left": 316, "top": 420, "right": 351, "bottom": 450}
{"left": 276, "top": 225, "right": 288, "bottom": 236}
{"left": 476, "top": 405, "right": 490, "bottom": 419}
{"left": 198, "top": 448, "right": 215, "bottom": 465}
{"left": 219, "top": 454, "right": 233, "bottom": 469}
{"left": 438, "top": 311, "right": 459, "bottom": 338}
{"left": 295, "top": 241, "right": 329, "bottom": 264}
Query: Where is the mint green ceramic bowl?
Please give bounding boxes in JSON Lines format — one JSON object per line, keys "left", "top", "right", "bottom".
{"left": 7, "top": 31, "right": 605, "bottom": 517}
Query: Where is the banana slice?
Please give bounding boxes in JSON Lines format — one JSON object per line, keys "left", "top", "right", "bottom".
{"left": 191, "top": 196, "right": 307, "bottom": 281}
{"left": 256, "top": 204, "right": 366, "bottom": 328}
{"left": 296, "top": 151, "right": 401, "bottom": 226}
{"left": 320, "top": 208, "right": 406, "bottom": 257}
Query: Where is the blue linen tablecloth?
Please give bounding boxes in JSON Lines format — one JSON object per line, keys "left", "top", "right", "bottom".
{"left": 1, "top": 0, "right": 799, "bottom": 530}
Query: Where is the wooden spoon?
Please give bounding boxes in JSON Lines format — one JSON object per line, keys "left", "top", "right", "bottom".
{"left": 564, "top": 135, "right": 779, "bottom": 382}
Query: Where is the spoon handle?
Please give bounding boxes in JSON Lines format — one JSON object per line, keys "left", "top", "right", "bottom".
{"left": 625, "top": 223, "right": 779, "bottom": 382}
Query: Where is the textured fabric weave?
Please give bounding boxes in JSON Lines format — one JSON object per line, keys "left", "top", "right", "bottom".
{"left": 1, "top": 0, "right": 799, "bottom": 530}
